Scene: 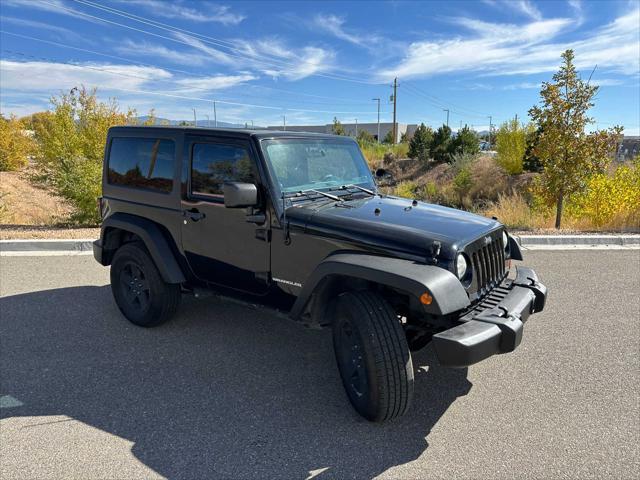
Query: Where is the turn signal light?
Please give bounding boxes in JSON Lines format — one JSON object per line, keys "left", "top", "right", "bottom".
{"left": 420, "top": 292, "right": 433, "bottom": 305}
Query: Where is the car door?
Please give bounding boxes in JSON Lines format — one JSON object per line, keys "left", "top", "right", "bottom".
{"left": 181, "top": 134, "right": 270, "bottom": 294}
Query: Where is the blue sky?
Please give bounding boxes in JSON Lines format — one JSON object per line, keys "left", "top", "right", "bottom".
{"left": 1, "top": 0, "right": 638, "bottom": 133}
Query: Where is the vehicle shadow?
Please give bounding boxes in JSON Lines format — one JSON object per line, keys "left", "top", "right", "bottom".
{"left": 0, "top": 286, "right": 472, "bottom": 479}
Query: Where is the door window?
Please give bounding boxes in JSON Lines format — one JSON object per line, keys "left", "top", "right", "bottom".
{"left": 190, "top": 143, "right": 255, "bottom": 198}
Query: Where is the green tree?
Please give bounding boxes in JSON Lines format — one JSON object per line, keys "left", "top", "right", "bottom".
{"left": 495, "top": 118, "right": 530, "bottom": 174}
{"left": 382, "top": 130, "right": 394, "bottom": 144}
{"left": 407, "top": 123, "right": 433, "bottom": 162}
{"left": 331, "top": 117, "right": 346, "bottom": 136}
{"left": 0, "top": 114, "right": 36, "bottom": 171}
{"left": 450, "top": 125, "right": 479, "bottom": 157}
{"left": 528, "top": 50, "right": 622, "bottom": 228}
{"left": 523, "top": 126, "right": 543, "bottom": 172}
{"left": 33, "top": 86, "right": 134, "bottom": 224}
{"left": 356, "top": 129, "right": 374, "bottom": 146}
{"left": 400, "top": 131, "right": 411, "bottom": 143}
{"left": 430, "top": 124, "right": 452, "bottom": 163}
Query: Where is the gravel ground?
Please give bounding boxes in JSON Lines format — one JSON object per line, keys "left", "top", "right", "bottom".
{"left": 1, "top": 251, "right": 639, "bottom": 479}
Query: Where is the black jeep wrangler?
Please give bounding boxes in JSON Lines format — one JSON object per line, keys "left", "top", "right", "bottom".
{"left": 94, "top": 126, "right": 547, "bottom": 422}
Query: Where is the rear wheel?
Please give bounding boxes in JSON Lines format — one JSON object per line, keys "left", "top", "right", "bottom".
{"left": 110, "top": 243, "right": 181, "bottom": 327}
{"left": 332, "top": 291, "right": 414, "bottom": 422}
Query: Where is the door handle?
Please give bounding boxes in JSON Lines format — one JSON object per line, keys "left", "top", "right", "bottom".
{"left": 183, "top": 208, "right": 205, "bottom": 222}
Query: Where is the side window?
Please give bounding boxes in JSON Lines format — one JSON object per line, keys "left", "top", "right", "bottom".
{"left": 108, "top": 137, "right": 175, "bottom": 193}
{"left": 191, "top": 143, "right": 255, "bottom": 197}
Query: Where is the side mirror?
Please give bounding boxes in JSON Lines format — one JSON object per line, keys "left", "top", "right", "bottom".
{"left": 223, "top": 182, "right": 258, "bottom": 208}
{"left": 375, "top": 168, "right": 387, "bottom": 178}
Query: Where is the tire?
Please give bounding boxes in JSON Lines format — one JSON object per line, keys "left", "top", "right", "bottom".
{"left": 110, "top": 243, "right": 181, "bottom": 327}
{"left": 331, "top": 291, "right": 414, "bottom": 422}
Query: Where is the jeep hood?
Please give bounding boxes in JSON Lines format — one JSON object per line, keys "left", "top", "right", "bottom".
{"left": 287, "top": 195, "right": 501, "bottom": 259}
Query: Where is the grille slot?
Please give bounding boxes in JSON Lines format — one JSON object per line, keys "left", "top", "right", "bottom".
{"left": 469, "top": 234, "right": 506, "bottom": 295}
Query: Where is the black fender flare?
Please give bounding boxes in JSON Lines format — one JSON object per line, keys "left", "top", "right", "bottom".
{"left": 290, "top": 253, "right": 470, "bottom": 319}
{"left": 99, "top": 212, "right": 186, "bottom": 284}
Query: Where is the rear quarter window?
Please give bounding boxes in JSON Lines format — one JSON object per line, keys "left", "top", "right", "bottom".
{"left": 108, "top": 137, "right": 175, "bottom": 193}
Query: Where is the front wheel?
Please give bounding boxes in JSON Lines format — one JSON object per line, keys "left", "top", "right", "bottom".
{"left": 332, "top": 291, "right": 414, "bottom": 422}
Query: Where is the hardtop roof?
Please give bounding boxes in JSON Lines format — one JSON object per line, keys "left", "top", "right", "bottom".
{"left": 107, "top": 125, "right": 349, "bottom": 140}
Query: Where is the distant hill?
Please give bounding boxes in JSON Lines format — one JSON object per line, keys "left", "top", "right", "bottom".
{"left": 135, "top": 116, "right": 261, "bottom": 128}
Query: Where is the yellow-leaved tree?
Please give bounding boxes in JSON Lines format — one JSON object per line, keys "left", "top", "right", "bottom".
{"left": 528, "top": 50, "right": 622, "bottom": 228}
{"left": 34, "top": 86, "right": 135, "bottom": 224}
{"left": 0, "top": 114, "right": 36, "bottom": 171}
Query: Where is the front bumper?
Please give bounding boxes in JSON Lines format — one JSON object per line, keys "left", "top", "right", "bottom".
{"left": 93, "top": 239, "right": 105, "bottom": 265}
{"left": 432, "top": 267, "right": 547, "bottom": 368}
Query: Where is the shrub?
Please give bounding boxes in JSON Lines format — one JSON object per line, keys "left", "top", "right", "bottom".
{"left": 453, "top": 167, "right": 473, "bottom": 207}
{"left": 33, "top": 86, "right": 134, "bottom": 224}
{"left": 356, "top": 129, "right": 375, "bottom": 146}
{"left": 331, "top": 117, "right": 346, "bottom": 135}
{"left": 360, "top": 143, "right": 408, "bottom": 168}
{"left": 0, "top": 115, "right": 36, "bottom": 171}
{"left": 566, "top": 160, "right": 640, "bottom": 229}
{"left": 394, "top": 181, "right": 419, "bottom": 199}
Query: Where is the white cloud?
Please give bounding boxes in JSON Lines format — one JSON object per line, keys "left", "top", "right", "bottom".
{"left": 175, "top": 33, "right": 335, "bottom": 81}
{"left": 513, "top": 0, "right": 543, "bottom": 20}
{"left": 115, "top": 39, "right": 211, "bottom": 66}
{"left": 174, "top": 74, "right": 257, "bottom": 93}
{"left": 0, "top": 60, "right": 172, "bottom": 92}
{"left": 1, "top": 0, "right": 103, "bottom": 23}
{"left": 312, "top": 14, "right": 379, "bottom": 47}
{"left": 378, "top": 9, "right": 640, "bottom": 81}
{"left": 122, "top": 0, "right": 245, "bottom": 25}
{"left": 0, "top": 16, "right": 83, "bottom": 41}
{"left": 482, "top": 0, "right": 542, "bottom": 20}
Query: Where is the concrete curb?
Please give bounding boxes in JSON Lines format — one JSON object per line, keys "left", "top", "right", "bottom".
{"left": 0, "top": 239, "right": 95, "bottom": 253}
{"left": 514, "top": 234, "right": 640, "bottom": 247}
{"left": 1, "top": 235, "right": 639, "bottom": 254}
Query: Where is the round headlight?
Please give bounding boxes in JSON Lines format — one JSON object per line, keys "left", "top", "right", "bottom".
{"left": 502, "top": 231, "right": 509, "bottom": 250}
{"left": 456, "top": 254, "right": 469, "bottom": 279}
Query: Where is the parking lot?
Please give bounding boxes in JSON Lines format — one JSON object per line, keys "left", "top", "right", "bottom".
{"left": 1, "top": 250, "right": 638, "bottom": 479}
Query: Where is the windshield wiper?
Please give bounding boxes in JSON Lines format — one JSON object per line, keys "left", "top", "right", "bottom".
{"left": 339, "top": 184, "right": 376, "bottom": 195}
{"left": 295, "top": 189, "right": 343, "bottom": 202}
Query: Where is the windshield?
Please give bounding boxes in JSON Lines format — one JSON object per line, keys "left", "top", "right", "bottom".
{"left": 260, "top": 138, "right": 374, "bottom": 195}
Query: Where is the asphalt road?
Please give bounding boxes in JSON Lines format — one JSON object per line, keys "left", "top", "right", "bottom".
{"left": 1, "top": 251, "right": 639, "bottom": 480}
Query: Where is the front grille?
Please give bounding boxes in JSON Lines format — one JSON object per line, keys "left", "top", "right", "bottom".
{"left": 459, "top": 281, "right": 511, "bottom": 322}
{"left": 469, "top": 233, "right": 506, "bottom": 295}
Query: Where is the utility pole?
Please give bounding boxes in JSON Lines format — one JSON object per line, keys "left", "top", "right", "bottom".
{"left": 204, "top": 114, "right": 210, "bottom": 127}
{"left": 372, "top": 98, "right": 380, "bottom": 142}
{"left": 392, "top": 77, "right": 398, "bottom": 144}
{"left": 443, "top": 109, "right": 450, "bottom": 127}
{"left": 514, "top": 113, "right": 518, "bottom": 124}
{"left": 193, "top": 108, "right": 197, "bottom": 127}
{"left": 213, "top": 100, "right": 217, "bottom": 127}
{"left": 283, "top": 114, "right": 286, "bottom": 131}
{"left": 488, "top": 115, "right": 493, "bottom": 147}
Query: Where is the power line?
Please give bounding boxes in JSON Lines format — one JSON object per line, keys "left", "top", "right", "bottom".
{"left": 36, "top": 0, "right": 379, "bottom": 85}
{"left": 0, "top": 31, "right": 377, "bottom": 107}
{"left": 1, "top": 50, "right": 382, "bottom": 116}
{"left": 402, "top": 81, "right": 491, "bottom": 119}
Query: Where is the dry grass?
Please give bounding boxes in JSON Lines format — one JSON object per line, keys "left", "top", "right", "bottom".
{"left": 479, "top": 192, "right": 640, "bottom": 232}
{"left": 0, "top": 168, "right": 72, "bottom": 225}
{"left": 480, "top": 192, "right": 550, "bottom": 230}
